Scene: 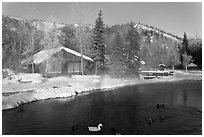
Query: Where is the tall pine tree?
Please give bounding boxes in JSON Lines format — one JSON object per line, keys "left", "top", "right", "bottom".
{"left": 180, "top": 32, "right": 190, "bottom": 69}
{"left": 181, "top": 32, "right": 189, "bottom": 54}
{"left": 91, "top": 10, "right": 106, "bottom": 75}
{"left": 125, "top": 21, "right": 141, "bottom": 77}
{"left": 110, "top": 32, "right": 127, "bottom": 78}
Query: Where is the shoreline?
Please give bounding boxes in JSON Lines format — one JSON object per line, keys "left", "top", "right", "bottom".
{"left": 2, "top": 71, "right": 202, "bottom": 110}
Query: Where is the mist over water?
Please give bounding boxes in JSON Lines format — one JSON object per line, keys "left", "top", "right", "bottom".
{"left": 2, "top": 81, "right": 202, "bottom": 135}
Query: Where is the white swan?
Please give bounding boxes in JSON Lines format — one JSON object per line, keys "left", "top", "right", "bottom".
{"left": 88, "top": 123, "right": 103, "bottom": 131}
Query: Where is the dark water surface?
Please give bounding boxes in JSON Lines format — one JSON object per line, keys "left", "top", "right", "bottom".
{"left": 2, "top": 81, "right": 202, "bottom": 135}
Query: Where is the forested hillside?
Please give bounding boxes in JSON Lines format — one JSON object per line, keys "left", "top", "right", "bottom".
{"left": 105, "top": 23, "right": 181, "bottom": 71}
{"left": 2, "top": 15, "right": 202, "bottom": 78}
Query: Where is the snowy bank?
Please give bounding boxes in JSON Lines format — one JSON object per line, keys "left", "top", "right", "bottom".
{"left": 2, "top": 71, "right": 201, "bottom": 110}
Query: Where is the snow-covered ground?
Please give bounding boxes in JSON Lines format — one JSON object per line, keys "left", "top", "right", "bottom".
{"left": 2, "top": 71, "right": 202, "bottom": 110}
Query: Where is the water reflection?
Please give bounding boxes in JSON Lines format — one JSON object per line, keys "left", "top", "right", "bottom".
{"left": 183, "top": 90, "right": 188, "bottom": 105}
{"left": 2, "top": 81, "right": 202, "bottom": 135}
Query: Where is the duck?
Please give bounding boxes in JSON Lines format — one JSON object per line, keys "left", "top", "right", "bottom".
{"left": 111, "top": 128, "right": 122, "bottom": 135}
{"left": 19, "top": 105, "right": 24, "bottom": 112}
{"left": 17, "top": 102, "right": 24, "bottom": 112}
{"left": 88, "top": 123, "right": 103, "bottom": 132}
{"left": 75, "top": 91, "right": 79, "bottom": 95}
{"left": 148, "top": 118, "right": 153, "bottom": 126}
{"left": 160, "top": 104, "right": 165, "bottom": 108}
{"left": 160, "top": 115, "right": 165, "bottom": 123}
{"left": 156, "top": 104, "right": 160, "bottom": 109}
{"left": 72, "top": 124, "right": 79, "bottom": 132}
{"left": 53, "top": 86, "right": 58, "bottom": 89}
{"left": 156, "top": 104, "right": 165, "bottom": 109}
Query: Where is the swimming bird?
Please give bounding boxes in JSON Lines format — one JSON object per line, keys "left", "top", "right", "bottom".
{"left": 160, "top": 115, "right": 165, "bottom": 123}
{"left": 88, "top": 123, "right": 103, "bottom": 132}
{"left": 156, "top": 104, "right": 165, "bottom": 109}
{"left": 19, "top": 106, "right": 24, "bottom": 112}
{"left": 111, "top": 128, "right": 122, "bottom": 135}
{"left": 18, "top": 102, "right": 24, "bottom": 112}
{"left": 75, "top": 91, "right": 79, "bottom": 95}
{"left": 148, "top": 118, "right": 153, "bottom": 126}
{"left": 160, "top": 104, "right": 165, "bottom": 108}
{"left": 157, "top": 104, "right": 160, "bottom": 109}
{"left": 72, "top": 124, "right": 79, "bottom": 132}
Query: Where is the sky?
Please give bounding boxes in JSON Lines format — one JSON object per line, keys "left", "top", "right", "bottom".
{"left": 2, "top": 2, "right": 202, "bottom": 38}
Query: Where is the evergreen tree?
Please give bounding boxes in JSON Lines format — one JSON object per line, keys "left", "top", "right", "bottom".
{"left": 180, "top": 32, "right": 189, "bottom": 69}
{"left": 91, "top": 10, "right": 106, "bottom": 75}
{"left": 181, "top": 32, "right": 189, "bottom": 54}
{"left": 109, "top": 32, "right": 127, "bottom": 78}
{"left": 125, "top": 21, "right": 141, "bottom": 77}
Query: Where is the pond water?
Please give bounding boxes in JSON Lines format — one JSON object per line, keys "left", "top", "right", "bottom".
{"left": 2, "top": 81, "right": 202, "bottom": 135}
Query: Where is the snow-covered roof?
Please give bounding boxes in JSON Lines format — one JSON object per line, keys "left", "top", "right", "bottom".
{"left": 60, "top": 47, "right": 94, "bottom": 62}
{"left": 140, "top": 61, "right": 146, "bottom": 65}
{"left": 187, "top": 63, "right": 198, "bottom": 67}
{"left": 159, "top": 64, "right": 166, "bottom": 67}
{"left": 22, "top": 47, "right": 94, "bottom": 65}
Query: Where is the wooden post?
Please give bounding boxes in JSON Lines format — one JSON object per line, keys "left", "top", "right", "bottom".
{"left": 73, "top": 62, "right": 74, "bottom": 73}
{"left": 79, "top": 7, "right": 84, "bottom": 76}
{"left": 186, "top": 65, "right": 188, "bottom": 72}
{"left": 66, "top": 62, "right": 68, "bottom": 75}
{"left": 32, "top": 62, "right": 34, "bottom": 73}
{"left": 80, "top": 29, "right": 84, "bottom": 75}
{"left": 95, "top": 62, "right": 98, "bottom": 75}
{"left": 31, "top": 27, "right": 34, "bottom": 73}
{"left": 46, "top": 59, "right": 48, "bottom": 78}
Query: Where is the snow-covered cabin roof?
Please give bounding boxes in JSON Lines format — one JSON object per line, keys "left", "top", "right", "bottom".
{"left": 22, "top": 47, "right": 94, "bottom": 65}
{"left": 140, "top": 60, "right": 146, "bottom": 65}
{"left": 187, "top": 63, "right": 198, "bottom": 67}
{"left": 159, "top": 64, "right": 166, "bottom": 67}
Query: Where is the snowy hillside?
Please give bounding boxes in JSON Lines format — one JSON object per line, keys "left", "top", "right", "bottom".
{"left": 7, "top": 15, "right": 181, "bottom": 43}
{"left": 135, "top": 23, "right": 181, "bottom": 42}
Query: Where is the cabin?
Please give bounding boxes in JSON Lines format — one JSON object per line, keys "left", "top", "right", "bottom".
{"left": 187, "top": 63, "right": 199, "bottom": 70}
{"left": 158, "top": 64, "right": 166, "bottom": 71}
{"left": 21, "top": 47, "right": 94, "bottom": 77}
